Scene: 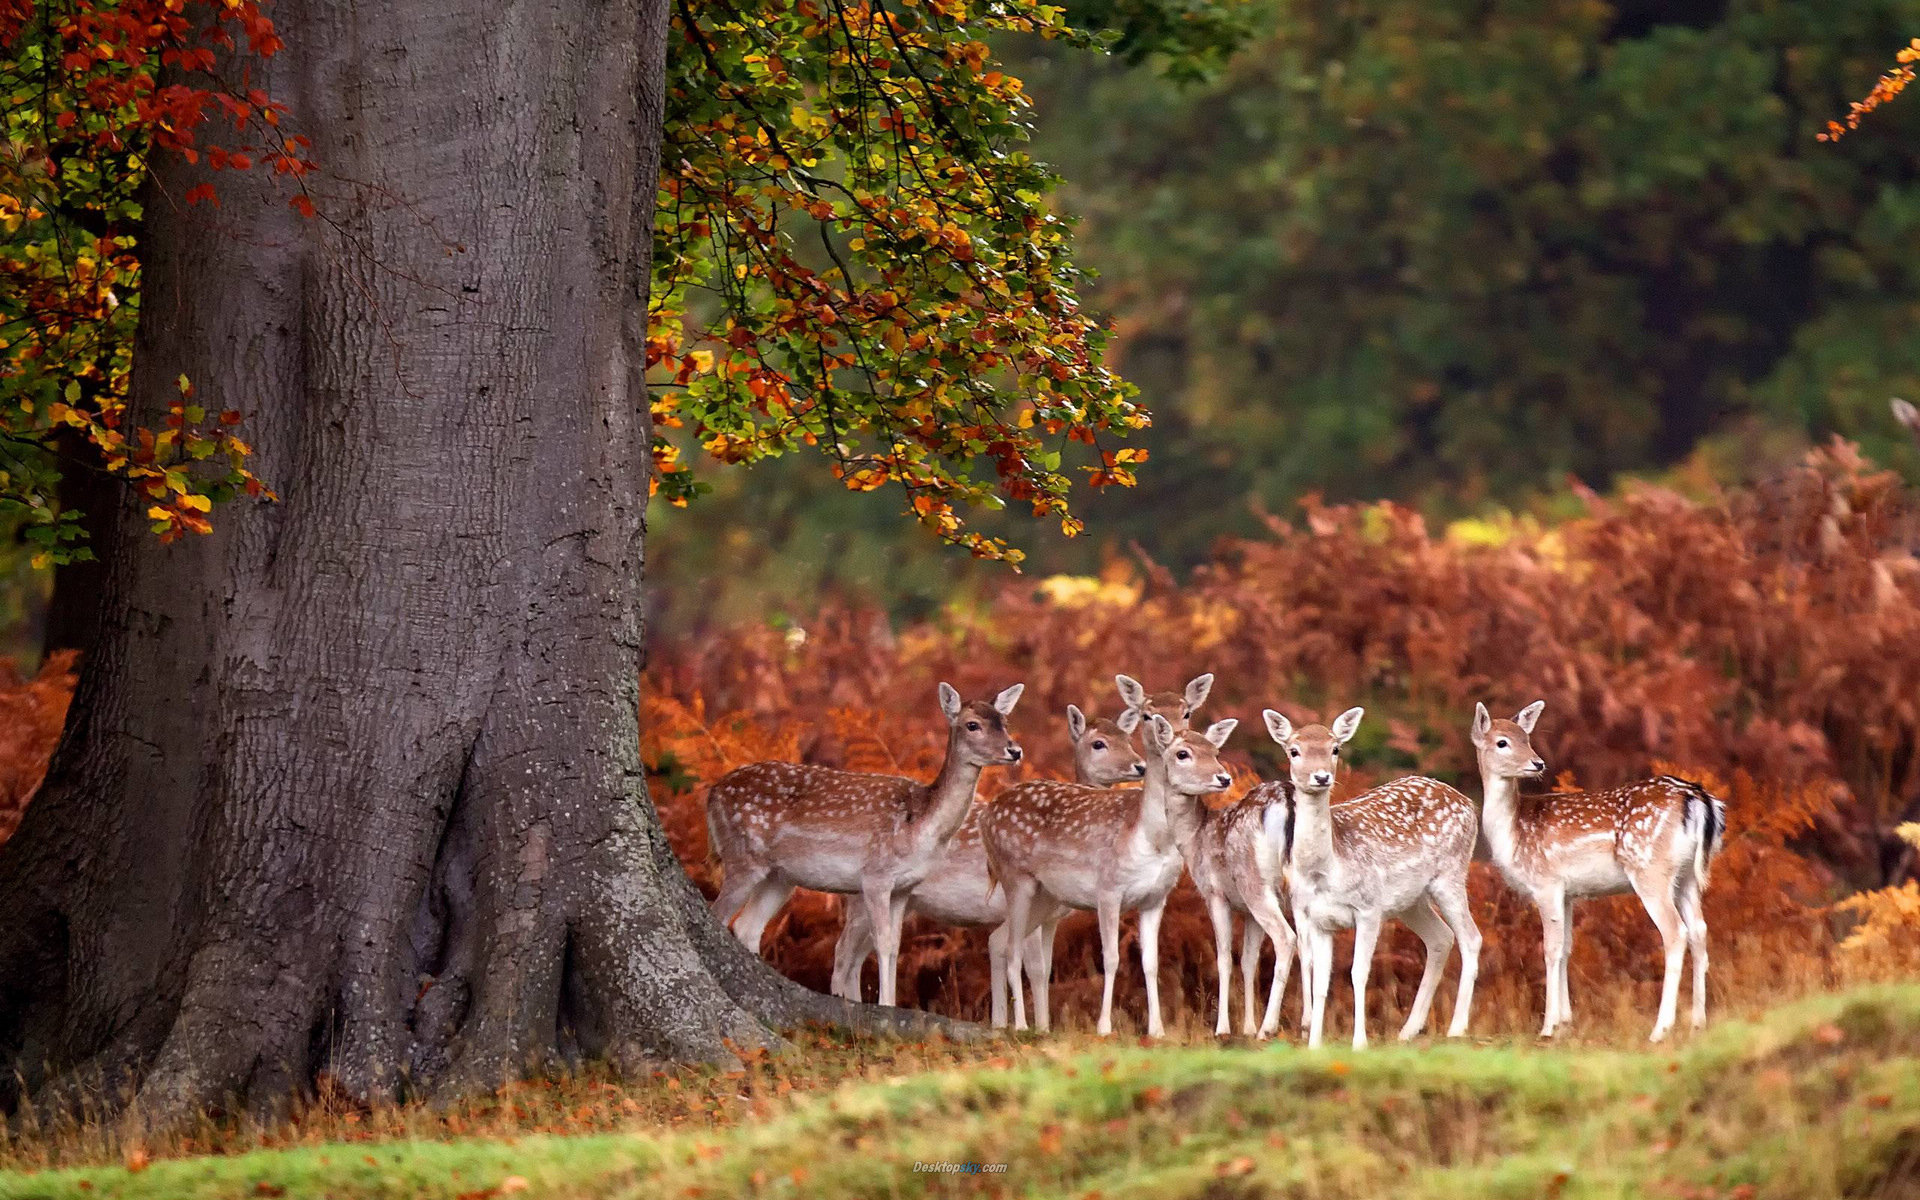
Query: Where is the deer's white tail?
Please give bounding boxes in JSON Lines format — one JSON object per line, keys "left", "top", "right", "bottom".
{"left": 1257, "top": 795, "right": 1291, "bottom": 889}
{"left": 1678, "top": 779, "right": 1727, "bottom": 890}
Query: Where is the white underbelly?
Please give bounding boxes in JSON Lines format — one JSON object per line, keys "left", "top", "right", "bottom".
{"left": 910, "top": 864, "right": 1004, "bottom": 926}
{"left": 772, "top": 830, "right": 879, "bottom": 894}
{"left": 1562, "top": 857, "right": 1632, "bottom": 898}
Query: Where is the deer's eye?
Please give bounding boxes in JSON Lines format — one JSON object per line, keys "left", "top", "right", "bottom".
{"left": 1495, "top": 738, "right": 1509, "bottom": 750}
{"left": 1331, "top": 747, "right": 1340, "bottom": 756}
{"left": 1176, "top": 750, "right": 1192, "bottom": 761}
{"left": 1091, "top": 740, "right": 1107, "bottom": 751}
{"left": 1289, "top": 748, "right": 1301, "bottom": 758}
{"left": 966, "top": 721, "right": 981, "bottom": 732}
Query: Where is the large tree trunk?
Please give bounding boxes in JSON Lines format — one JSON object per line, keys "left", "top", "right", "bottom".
{"left": 0, "top": 0, "right": 929, "bottom": 1123}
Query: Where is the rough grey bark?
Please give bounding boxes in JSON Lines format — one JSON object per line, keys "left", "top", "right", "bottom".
{"left": 0, "top": 0, "right": 949, "bottom": 1123}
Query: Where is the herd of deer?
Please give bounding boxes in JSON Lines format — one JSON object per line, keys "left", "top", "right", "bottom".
{"left": 705, "top": 675, "right": 1727, "bottom": 1049}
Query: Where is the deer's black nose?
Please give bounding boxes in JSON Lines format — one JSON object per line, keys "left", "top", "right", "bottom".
{"left": 1213, "top": 773, "right": 1232, "bottom": 789}
{"left": 1006, "top": 745, "right": 1023, "bottom": 762}
{"left": 1531, "top": 758, "right": 1546, "bottom": 773}
{"left": 1132, "top": 762, "right": 1146, "bottom": 777}
{"left": 1311, "top": 771, "right": 1333, "bottom": 787}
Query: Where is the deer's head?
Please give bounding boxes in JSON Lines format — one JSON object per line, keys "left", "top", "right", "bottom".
{"left": 938, "top": 682, "right": 1026, "bottom": 767}
{"left": 1068, "top": 704, "right": 1146, "bottom": 785}
{"left": 1262, "top": 706, "right": 1362, "bottom": 795}
{"left": 1114, "top": 672, "right": 1214, "bottom": 733}
{"left": 1143, "top": 712, "right": 1236, "bottom": 796}
{"left": 1471, "top": 700, "right": 1547, "bottom": 784}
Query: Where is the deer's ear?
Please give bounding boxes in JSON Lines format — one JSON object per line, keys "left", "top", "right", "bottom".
{"left": 1115, "top": 674, "right": 1146, "bottom": 712}
{"left": 993, "top": 683, "right": 1025, "bottom": 716}
{"left": 1471, "top": 702, "right": 1492, "bottom": 744}
{"left": 1066, "top": 704, "right": 1088, "bottom": 743}
{"left": 1894, "top": 397, "right": 1919, "bottom": 433}
{"left": 1145, "top": 713, "right": 1175, "bottom": 753}
{"left": 1185, "top": 673, "right": 1215, "bottom": 711}
{"left": 1115, "top": 707, "right": 1142, "bottom": 735}
{"left": 1516, "top": 700, "right": 1545, "bottom": 733}
{"left": 938, "top": 682, "right": 963, "bottom": 720}
{"left": 1202, "top": 718, "right": 1237, "bottom": 748}
{"left": 1331, "top": 707, "right": 1364, "bottom": 744}
{"left": 1262, "top": 709, "right": 1292, "bottom": 745}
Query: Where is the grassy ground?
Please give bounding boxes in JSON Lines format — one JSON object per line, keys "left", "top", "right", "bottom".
{"left": 3, "top": 985, "right": 1918, "bottom": 1200}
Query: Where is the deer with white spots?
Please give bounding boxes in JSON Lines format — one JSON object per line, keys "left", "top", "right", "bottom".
{"left": 705, "top": 682, "right": 1025, "bottom": 1007}
{"left": 1265, "top": 707, "right": 1482, "bottom": 1049}
{"left": 983, "top": 712, "right": 1238, "bottom": 1037}
{"left": 828, "top": 704, "right": 1146, "bottom": 1024}
{"left": 1472, "top": 701, "right": 1726, "bottom": 1042}
{"left": 964, "top": 671, "right": 1212, "bottom": 1031}
{"left": 1166, "top": 763, "right": 1299, "bottom": 1039}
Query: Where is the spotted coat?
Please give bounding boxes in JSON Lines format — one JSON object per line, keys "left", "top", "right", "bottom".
{"left": 830, "top": 711, "right": 1144, "bottom": 1022}
{"left": 1172, "top": 779, "right": 1300, "bottom": 1037}
{"left": 1474, "top": 701, "right": 1727, "bottom": 1042}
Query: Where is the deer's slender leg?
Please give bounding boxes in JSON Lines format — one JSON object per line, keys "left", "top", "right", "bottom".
{"left": 1306, "top": 925, "right": 1334, "bottom": 1048}
{"left": 1631, "top": 870, "right": 1688, "bottom": 1042}
{"left": 1429, "top": 875, "right": 1480, "bottom": 1038}
{"left": 1296, "top": 901, "right": 1315, "bottom": 1032}
{"left": 986, "top": 923, "right": 1010, "bottom": 1028}
{"left": 861, "top": 877, "right": 902, "bottom": 1007}
{"left": 1678, "top": 874, "right": 1709, "bottom": 1030}
{"left": 1239, "top": 915, "right": 1263, "bottom": 1036}
{"left": 1139, "top": 899, "right": 1168, "bottom": 1038}
{"left": 1535, "top": 884, "right": 1567, "bottom": 1036}
{"left": 1096, "top": 892, "right": 1123, "bottom": 1037}
{"left": 730, "top": 875, "right": 794, "bottom": 955}
{"left": 710, "top": 865, "right": 770, "bottom": 937}
{"left": 1246, "top": 893, "right": 1294, "bottom": 1039}
{"left": 1556, "top": 889, "right": 1576, "bottom": 1028}
{"left": 1004, "top": 879, "right": 1037, "bottom": 1031}
{"left": 1205, "top": 892, "right": 1235, "bottom": 1035}
{"left": 832, "top": 899, "right": 875, "bottom": 1001}
{"left": 1038, "top": 917, "right": 1062, "bottom": 1032}
{"left": 1026, "top": 915, "right": 1056, "bottom": 1032}
{"left": 1394, "top": 900, "right": 1453, "bottom": 1041}
{"left": 1349, "top": 912, "right": 1383, "bottom": 1049}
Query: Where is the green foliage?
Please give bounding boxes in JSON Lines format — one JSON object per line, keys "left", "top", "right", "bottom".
{"left": 652, "top": 0, "right": 1149, "bottom": 563}
{"left": 1009, "top": 0, "right": 1920, "bottom": 521}
{"left": 1057, "top": 0, "right": 1254, "bottom": 79}
{"left": 1, "top": 1, "right": 293, "bottom": 565}
{"left": 643, "top": 1, "right": 1920, "bottom": 619}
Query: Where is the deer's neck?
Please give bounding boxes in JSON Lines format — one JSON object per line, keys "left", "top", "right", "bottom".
{"left": 921, "top": 735, "right": 985, "bottom": 839}
{"left": 1289, "top": 785, "right": 1337, "bottom": 879}
{"left": 1478, "top": 768, "right": 1521, "bottom": 872}
{"left": 1163, "top": 784, "right": 1207, "bottom": 865}
{"left": 1134, "top": 759, "right": 1176, "bottom": 851}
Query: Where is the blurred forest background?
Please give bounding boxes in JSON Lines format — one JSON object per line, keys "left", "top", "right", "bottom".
{"left": 641, "top": 0, "right": 1920, "bottom": 631}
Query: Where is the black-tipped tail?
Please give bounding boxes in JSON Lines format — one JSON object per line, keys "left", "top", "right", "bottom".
{"left": 1666, "top": 776, "right": 1727, "bottom": 888}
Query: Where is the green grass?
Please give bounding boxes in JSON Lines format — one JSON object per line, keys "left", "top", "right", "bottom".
{"left": 4, "top": 986, "right": 1919, "bottom": 1199}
